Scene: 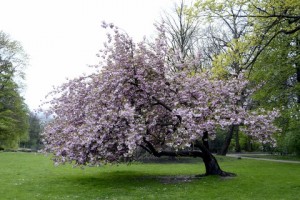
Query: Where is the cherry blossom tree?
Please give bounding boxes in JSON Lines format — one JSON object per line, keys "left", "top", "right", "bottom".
{"left": 42, "top": 23, "right": 279, "bottom": 176}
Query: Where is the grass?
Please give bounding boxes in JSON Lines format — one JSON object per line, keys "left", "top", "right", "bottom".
{"left": 0, "top": 152, "right": 300, "bottom": 200}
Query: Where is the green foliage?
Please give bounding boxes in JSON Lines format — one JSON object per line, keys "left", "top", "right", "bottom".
{"left": 284, "top": 131, "right": 300, "bottom": 155}
{"left": 0, "top": 31, "right": 29, "bottom": 149}
{"left": 1, "top": 152, "right": 300, "bottom": 199}
{"left": 0, "top": 81, "right": 29, "bottom": 149}
{"left": 250, "top": 32, "right": 300, "bottom": 154}
{"left": 251, "top": 35, "right": 298, "bottom": 102}
{"left": 234, "top": 132, "right": 260, "bottom": 152}
{"left": 276, "top": 106, "right": 300, "bottom": 155}
{"left": 209, "top": 128, "right": 227, "bottom": 153}
{"left": 20, "top": 112, "right": 43, "bottom": 150}
{"left": 246, "top": 0, "right": 300, "bottom": 154}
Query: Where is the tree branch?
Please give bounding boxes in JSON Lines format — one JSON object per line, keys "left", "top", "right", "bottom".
{"left": 151, "top": 96, "right": 172, "bottom": 112}
{"left": 142, "top": 137, "right": 203, "bottom": 158}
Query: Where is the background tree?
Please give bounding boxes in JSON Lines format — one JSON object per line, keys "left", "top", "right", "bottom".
{"left": 161, "top": 0, "right": 202, "bottom": 72}
{"left": 187, "top": 0, "right": 254, "bottom": 154}
{"left": 239, "top": 0, "right": 300, "bottom": 154}
{"left": 187, "top": 0, "right": 300, "bottom": 155}
{"left": 250, "top": 28, "right": 300, "bottom": 155}
{"left": 162, "top": 1, "right": 252, "bottom": 154}
{"left": 42, "top": 24, "right": 279, "bottom": 176}
{"left": 0, "top": 31, "right": 29, "bottom": 149}
{"left": 20, "top": 112, "right": 43, "bottom": 150}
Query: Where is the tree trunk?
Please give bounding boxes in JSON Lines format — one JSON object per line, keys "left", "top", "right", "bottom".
{"left": 235, "top": 126, "right": 241, "bottom": 153}
{"left": 195, "top": 140, "right": 236, "bottom": 176}
{"left": 142, "top": 137, "right": 236, "bottom": 177}
{"left": 220, "top": 125, "right": 235, "bottom": 155}
{"left": 297, "top": 66, "right": 300, "bottom": 103}
{"left": 246, "top": 136, "right": 253, "bottom": 152}
{"left": 202, "top": 131, "right": 209, "bottom": 150}
{"left": 294, "top": 37, "right": 300, "bottom": 104}
{"left": 201, "top": 149, "right": 232, "bottom": 176}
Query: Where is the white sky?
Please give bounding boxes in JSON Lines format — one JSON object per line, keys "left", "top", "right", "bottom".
{"left": 0, "top": 0, "right": 179, "bottom": 110}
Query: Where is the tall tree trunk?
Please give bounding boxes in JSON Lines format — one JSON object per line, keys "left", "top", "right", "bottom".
{"left": 296, "top": 59, "right": 300, "bottom": 104}
{"left": 247, "top": 136, "right": 253, "bottom": 152}
{"left": 296, "top": 37, "right": 300, "bottom": 104}
{"left": 220, "top": 125, "right": 235, "bottom": 155}
{"left": 235, "top": 126, "right": 241, "bottom": 153}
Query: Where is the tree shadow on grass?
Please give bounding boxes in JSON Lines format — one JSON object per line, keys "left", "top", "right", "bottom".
{"left": 35, "top": 169, "right": 236, "bottom": 199}
{"left": 61, "top": 170, "right": 211, "bottom": 188}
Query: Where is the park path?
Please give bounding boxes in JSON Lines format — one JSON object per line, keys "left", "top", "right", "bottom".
{"left": 226, "top": 154, "right": 300, "bottom": 164}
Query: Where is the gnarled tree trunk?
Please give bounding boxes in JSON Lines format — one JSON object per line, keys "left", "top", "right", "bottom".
{"left": 195, "top": 140, "right": 235, "bottom": 176}
{"left": 141, "top": 137, "right": 236, "bottom": 177}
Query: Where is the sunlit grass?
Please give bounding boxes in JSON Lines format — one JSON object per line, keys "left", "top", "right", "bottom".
{"left": 0, "top": 152, "right": 299, "bottom": 199}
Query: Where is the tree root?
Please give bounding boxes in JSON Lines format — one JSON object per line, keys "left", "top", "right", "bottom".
{"left": 196, "top": 171, "right": 236, "bottom": 177}
{"left": 219, "top": 171, "right": 236, "bottom": 177}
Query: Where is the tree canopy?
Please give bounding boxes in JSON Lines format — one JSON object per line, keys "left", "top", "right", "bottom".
{"left": 0, "top": 31, "right": 29, "bottom": 149}
{"left": 42, "top": 23, "right": 279, "bottom": 175}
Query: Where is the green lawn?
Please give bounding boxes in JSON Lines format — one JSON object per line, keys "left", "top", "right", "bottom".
{"left": 0, "top": 152, "right": 299, "bottom": 200}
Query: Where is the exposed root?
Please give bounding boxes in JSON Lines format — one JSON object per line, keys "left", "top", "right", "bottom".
{"left": 196, "top": 171, "right": 236, "bottom": 177}
{"left": 219, "top": 171, "right": 236, "bottom": 177}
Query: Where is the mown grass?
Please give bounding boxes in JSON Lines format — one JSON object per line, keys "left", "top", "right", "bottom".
{"left": 0, "top": 152, "right": 299, "bottom": 200}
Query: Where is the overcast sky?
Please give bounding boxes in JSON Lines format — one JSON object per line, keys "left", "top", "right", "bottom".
{"left": 0, "top": 0, "right": 179, "bottom": 110}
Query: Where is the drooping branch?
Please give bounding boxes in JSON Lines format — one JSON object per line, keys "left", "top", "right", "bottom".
{"left": 142, "top": 137, "right": 204, "bottom": 158}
